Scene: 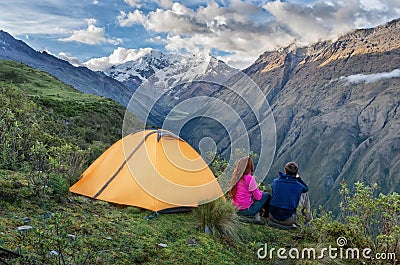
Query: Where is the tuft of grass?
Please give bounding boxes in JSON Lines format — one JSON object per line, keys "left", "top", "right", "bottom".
{"left": 193, "top": 197, "right": 243, "bottom": 244}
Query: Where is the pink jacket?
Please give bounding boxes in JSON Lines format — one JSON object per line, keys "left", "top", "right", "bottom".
{"left": 232, "top": 174, "right": 263, "bottom": 210}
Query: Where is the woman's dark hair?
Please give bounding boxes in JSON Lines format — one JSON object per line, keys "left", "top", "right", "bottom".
{"left": 228, "top": 157, "right": 254, "bottom": 199}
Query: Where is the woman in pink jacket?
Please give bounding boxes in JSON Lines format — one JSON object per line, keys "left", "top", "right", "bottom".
{"left": 228, "top": 156, "right": 270, "bottom": 223}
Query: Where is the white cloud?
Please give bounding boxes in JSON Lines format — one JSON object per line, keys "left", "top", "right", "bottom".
{"left": 117, "top": 1, "right": 289, "bottom": 68}
{"left": 360, "top": 0, "right": 386, "bottom": 11}
{"left": 83, "top": 47, "right": 154, "bottom": 71}
{"left": 118, "top": 4, "right": 202, "bottom": 34}
{"left": 118, "top": 10, "right": 147, "bottom": 27}
{"left": 58, "top": 52, "right": 82, "bottom": 66}
{"left": 0, "top": 1, "right": 84, "bottom": 35}
{"left": 158, "top": 0, "right": 173, "bottom": 9}
{"left": 340, "top": 69, "right": 400, "bottom": 84}
{"left": 60, "top": 19, "right": 122, "bottom": 45}
{"left": 263, "top": 0, "right": 400, "bottom": 43}
{"left": 124, "top": 0, "right": 142, "bottom": 8}
{"left": 263, "top": 1, "right": 332, "bottom": 43}
{"left": 124, "top": 0, "right": 188, "bottom": 9}
{"left": 117, "top": 0, "right": 400, "bottom": 68}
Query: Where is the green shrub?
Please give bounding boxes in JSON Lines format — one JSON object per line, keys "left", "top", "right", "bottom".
{"left": 86, "top": 141, "right": 108, "bottom": 164}
{"left": 311, "top": 182, "right": 400, "bottom": 261}
{"left": 48, "top": 144, "right": 86, "bottom": 186}
{"left": 0, "top": 172, "right": 22, "bottom": 204}
{"left": 339, "top": 181, "right": 400, "bottom": 254}
{"left": 0, "top": 64, "right": 132, "bottom": 203}
{"left": 49, "top": 173, "right": 69, "bottom": 202}
{"left": 0, "top": 187, "right": 20, "bottom": 204}
{"left": 311, "top": 207, "right": 370, "bottom": 249}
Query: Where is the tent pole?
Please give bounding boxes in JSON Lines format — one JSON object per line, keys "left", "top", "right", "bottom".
{"left": 93, "top": 130, "right": 157, "bottom": 199}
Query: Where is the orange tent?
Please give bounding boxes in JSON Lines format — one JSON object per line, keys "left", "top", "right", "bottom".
{"left": 69, "top": 129, "right": 223, "bottom": 212}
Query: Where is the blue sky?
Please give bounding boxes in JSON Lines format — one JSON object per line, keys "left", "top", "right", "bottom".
{"left": 0, "top": 0, "right": 399, "bottom": 69}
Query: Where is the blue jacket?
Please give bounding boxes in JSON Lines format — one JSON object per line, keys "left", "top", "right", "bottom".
{"left": 269, "top": 172, "right": 309, "bottom": 221}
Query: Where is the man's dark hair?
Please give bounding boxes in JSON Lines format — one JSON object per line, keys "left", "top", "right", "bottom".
{"left": 284, "top": 162, "right": 298, "bottom": 176}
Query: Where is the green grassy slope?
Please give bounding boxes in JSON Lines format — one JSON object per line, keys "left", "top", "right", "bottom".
{"left": 0, "top": 60, "right": 142, "bottom": 148}
{"left": 1, "top": 171, "right": 298, "bottom": 264}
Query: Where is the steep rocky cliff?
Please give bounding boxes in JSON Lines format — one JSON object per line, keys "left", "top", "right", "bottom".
{"left": 249, "top": 19, "right": 400, "bottom": 209}
{"left": 183, "top": 19, "right": 400, "bottom": 210}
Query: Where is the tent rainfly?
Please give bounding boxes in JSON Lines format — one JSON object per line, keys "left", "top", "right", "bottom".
{"left": 69, "top": 129, "right": 223, "bottom": 212}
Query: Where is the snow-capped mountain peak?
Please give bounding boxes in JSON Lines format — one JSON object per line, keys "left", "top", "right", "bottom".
{"left": 103, "top": 49, "right": 185, "bottom": 87}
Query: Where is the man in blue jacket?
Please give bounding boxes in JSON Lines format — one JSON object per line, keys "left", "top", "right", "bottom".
{"left": 269, "top": 162, "right": 312, "bottom": 228}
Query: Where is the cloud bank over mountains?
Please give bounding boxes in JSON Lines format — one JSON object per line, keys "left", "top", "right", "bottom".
{"left": 83, "top": 47, "right": 155, "bottom": 71}
{"left": 114, "top": 0, "right": 400, "bottom": 68}
{"left": 340, "top": 69, "right": 400, "bottom": 84}
{"left": 0, "top": 0, "right": 399, "bottom": 69}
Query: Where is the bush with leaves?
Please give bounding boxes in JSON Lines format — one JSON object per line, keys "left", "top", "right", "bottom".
{"left": 311, "top": 182, "right": 400, "bottom": 260}
{"left": 0, "top": 85, "right": 103, "bottom": 203}
{"left": 0, "top": 87, "right": 40, "bottom": 170}
{"left": 339, "top": 181, "right": 400, "bottom": 255}
{"left": 48, "top": 144, "right": 86, "bottom": 186}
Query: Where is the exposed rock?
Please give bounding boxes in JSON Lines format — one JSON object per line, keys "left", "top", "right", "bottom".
{"left": 17, "top": 225, "right": 32, "bottom": 231}
{"left": 67, "top": 234, "right": 76, "bottom": 240}
{"left": 186, "top": 238, "right": 200, "bottom": 246}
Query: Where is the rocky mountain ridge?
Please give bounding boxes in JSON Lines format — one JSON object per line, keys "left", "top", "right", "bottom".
{"left": 253, "top": 18, "right": 400, "bottom": 74}
{"left": 251, "top": 19, "right": 400, "bottom": 209}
